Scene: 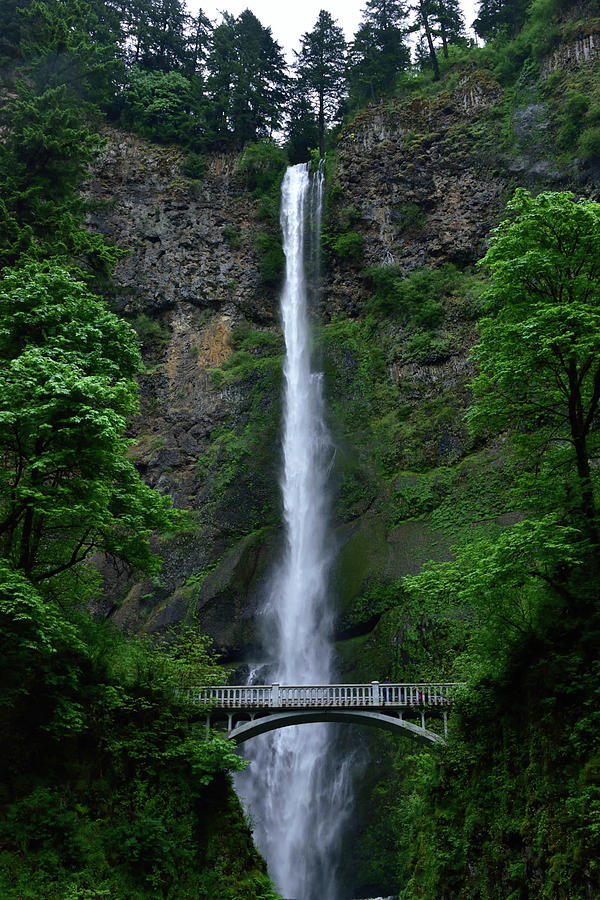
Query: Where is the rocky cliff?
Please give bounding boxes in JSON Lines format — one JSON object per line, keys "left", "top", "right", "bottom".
{"left": 87, "top": 53, "right": 599, "bottom": 670}
{"left": 86, "top": 131, "right": 282, "bottom": 657}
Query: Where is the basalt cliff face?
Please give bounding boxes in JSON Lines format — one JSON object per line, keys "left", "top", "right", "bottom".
{"left": 87, "top": 60, "right": 598, "bottom": 664}
{"left": 86, "top": 134, "right": 282, "bottom": 655}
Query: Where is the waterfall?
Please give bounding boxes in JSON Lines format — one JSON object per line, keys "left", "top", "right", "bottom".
{"left": 237, "top": 163, "right": 352, "bottom": 899}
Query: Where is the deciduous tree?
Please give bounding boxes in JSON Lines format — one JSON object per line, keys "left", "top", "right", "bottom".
{"left": 0, "top": 264, "right": 175, "bottom": 583}
{"left": 470, "top": 189, "right": 600, "bottom": 556}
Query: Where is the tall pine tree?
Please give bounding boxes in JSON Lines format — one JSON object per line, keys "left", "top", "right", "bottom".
{"left": 348, "top": 0, "right": 410, "bottom": 106}
{"left": 206, "top": 10, "right": 287, "bottom": 147}
{"left": 294, "top": 10, "right": 346, "bottom": 158}
{"left": 473, "top": 0, "right": 530, "bottom": 41}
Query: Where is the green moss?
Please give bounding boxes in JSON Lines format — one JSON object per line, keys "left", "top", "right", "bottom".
{"left": 254, "top": 231, "right": 285, "bottom": 286}
{"left": 222, "top": 225, "right": 241, "bottom": 250}
{"left": 328, "top": 230, "right": 364, "bottom": 259}
{"left": 199, "top": 333, "right": 283, "bottom": 535}
{"left": 131, "top": 312, "right": 170, "bottom": 357}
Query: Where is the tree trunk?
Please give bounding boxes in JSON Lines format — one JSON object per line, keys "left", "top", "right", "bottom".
{"left": 440, "top": 22, "right": 449, "bottom": 58}
{"left": 420, "top": 2, "right": 440, "bottom": 80}
{"left": 568, "top": 359, "right": 599, "bottom": 547}
{"left": 318, "top": 89, "right": 325, "bottom": 158}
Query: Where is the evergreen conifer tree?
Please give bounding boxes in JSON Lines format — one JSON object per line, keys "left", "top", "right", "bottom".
{"left": 473, "top": 0, "right": 530, "bottom": 41}
{"left": 348, "top": 0, "right": 410, "bottom": 106}
{"left": 294, "top": 10, "right": 347, "bottom": 157}
{"left": 206, "top": 10, "right": 287, "bottom": 147}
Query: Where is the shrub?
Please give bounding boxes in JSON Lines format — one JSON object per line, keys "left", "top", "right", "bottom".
{"left": 222, "top": 225, "right": 241, "bottom": 250}
{"left": 558, "top": 91, "right": 591, "bottom": 147}
{"left": 182, "top": 152, "right": 207, "bottom": 179}
{"left": 578, "top": 126, "right": 600, "bottom": 160}
{"left": 254, "top": 231, "right": 284, "bottom": 285}
{"left": 120, "top": 68, "right": 196, "bottom": 146}
{"left": 403, "top": 332, "right": 453, "bottom": 363}
{"left": 131, "top": 313, "right": 169, "bottom": 354}
{"left": 236, "top": 139, "right": 288, "bottom": 196}
{"left": 330, "top": 230, "right": 364, "bottom": 259}
{"left": 396, "top": 201, "right": 425, "bottom": 234}
{"left": 363, "top": 263, "right": 458, "bottom": 321}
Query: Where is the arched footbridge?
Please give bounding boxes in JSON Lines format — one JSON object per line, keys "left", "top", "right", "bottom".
{"left": 188, "top": 682, "right": 464, "bottom": 745}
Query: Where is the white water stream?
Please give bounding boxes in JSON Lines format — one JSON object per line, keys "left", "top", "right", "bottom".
{"left": 237, "top": 164, "right": 353, "bottom": 899}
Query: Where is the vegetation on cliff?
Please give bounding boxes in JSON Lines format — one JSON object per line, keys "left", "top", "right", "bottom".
{"left": 0, "top": 9, "right": 281, "bottom": 898}
{"left": 329, "top": 188, "right": 600, "bottom": 897}
{"left": 2, "top": 0, "right": 600, "bottom": 897}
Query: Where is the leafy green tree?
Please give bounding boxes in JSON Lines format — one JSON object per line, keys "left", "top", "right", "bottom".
{"left": 348, "top": 0, "right": 410, "bottom": 106}
{"left": 124, "top": 0, "right": 190, "bottom": 72}
{"left": 204, "top": 13, "right": 238, "bottom": 144}
{"left": 294, "top": 10, "right": 347, "bottom": 157}
{"left": 184, "top": 7, "right": 212, "bottom": 78}
{"left": 0, "top": 0, "right": 29, "bottom": 67}
{"left": 121, "top": 66, "right": 203, "bottom": 146}
{"left": 433, "top": 0, "right": 466, "bottom": 57}
{"left": 410, "top": 0, "right": 441, "bottom": 80}
{"left": 285, "top": 94, "right": 320, "bottom": 163}
{"left": 410, "top": 0, "right": 464, "bottom": 78}
{"left": 0, "top": 263, "right": 175, "bottom": 583}
{"left": 229, "top": 9, "right": 288, "bottom": 144}
{"left": 470, "top": 189, "right": 600, "bottom": 587}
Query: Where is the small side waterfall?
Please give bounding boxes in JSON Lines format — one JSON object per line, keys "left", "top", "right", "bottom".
{"left": 237, "top": 164, "right": 352, "bottom": 899}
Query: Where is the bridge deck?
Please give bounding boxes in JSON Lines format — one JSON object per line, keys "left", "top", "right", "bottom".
{"left": 188, "top": 681, "right": 461, "bottom": 711}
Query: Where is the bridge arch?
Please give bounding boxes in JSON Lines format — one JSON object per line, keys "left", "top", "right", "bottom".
{"left": 228, "top": 710, "right": 446, "bottom": 745}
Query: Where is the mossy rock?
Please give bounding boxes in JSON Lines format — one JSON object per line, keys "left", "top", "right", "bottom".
{"left": 334, "top": 508, "right": 452, "bottom": 624}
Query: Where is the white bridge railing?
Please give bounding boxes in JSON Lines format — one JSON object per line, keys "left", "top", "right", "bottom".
{"left": 188, "top": 682, "right": 462, "bottom": 709}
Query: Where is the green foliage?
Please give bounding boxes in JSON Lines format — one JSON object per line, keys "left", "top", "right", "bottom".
{"left": 557, "top": 90, "right": 590, "bottom": 146}
{"left": 229, "top": 324, "right": 282, "bottom": 354}
{"left": 294, "top": 10, "right": 347, "bottom": 156}
{"left": 342, "top": 580, "right": 406, "bottom": 632}
{"left": 328, "top": 230, "right": 364, "bottom": 259}
{"left": 17, "top": 0, "right": 125, "bottom": 110}
{"left": 254, "top": 232, "right": 285, "bottom": 286}
{"left": 222, "top": 225, "right": 242, "bottom": 250}
{"left": 234, "top": 141, "right": 287, "bottom": 286}
{"left": 0, "top": 263, "right": 175, "bottom": 581}
{"left": 395, "top": 201, "right": 425, "bottom": 234}
{"left": 363, "top": 189, "right": 600, "bottom": 899}
{"left": 363, "top": 262, "right": 459, "bottom": 321}
{"left": 120, "top": 67, "right": 199, "bottom": 146}
{"left": 199, "top": 328, "right": 283, "bottom": 534}
{"left": 182, "top": 152, "right": 207, "bottom": 179}
{"left": 236, "top": 139, "right": 288, "bottom": 197}
{"left": 0, "top": 83, "right": 121, "bottom": 274}
{"left": 397, "top": 612, "right": 600, "bottom": 899}
{"left": 0, "top": 561, "right": 276, "bottom": 899}
{"left": 578, "top": 125, "right": 600, "bottom": 159}
{"left": 205, "top": 11, "right": 287, "bottom": 148}
{"left": 132, "top": 312, "right": 170, "bottom": 356}
{"left": 346, "top": 0, "right": 411, "bottom": 109}
{"left": 470, "top": 190, "right": 600, "bottom": 553}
